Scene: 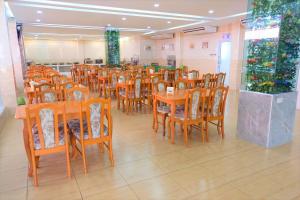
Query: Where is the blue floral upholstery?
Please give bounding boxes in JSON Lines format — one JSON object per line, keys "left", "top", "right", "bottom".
{"left": 157, "top": 83, "right": 165, "bottom": 92}
{"left": 212, "top": 89, "right": 222, "bottom": 116}
{"left": 67, "top": 119, "right": 108, "bottom": 140}
{"left": 175, "top": 71, "right": 179, "bottom": 81}
{"left": 43, "top": 92, "right": 57, "bottom": 103}
{"left": 164, "top": 71, "right": 169, "bottom": 81}
{"left": 65, "top": 83, "right": 73, "bottom": 89}
{"left": 157, "top": 105, "right": 170, "bottom": 114}
{"left": 135, "top": 79, "right": 141, "bottom": 98}
{"left": 32, "top": 109, "right": 65, "bottom": 150}
{"left": 152, "top": 77, "right": 159, "bottom": 84}
{"left": 178, "top": 82, "right": 186, "bottom": 90}
{"left": 73, "top": 90, "right": 83, "bottom": 101}
{"left": 118, "top": 75, "right": 126, "bottom": 83}
{"left": 216, "top": 74, "right": 224, "bottom": 87}
{"left": 204, "top": 74, "right": 212, "bottom": 88}
{"left": 112, "top": 74, "right": 117, "bottom": 87}
{"left": 89, "top": 103, "right": 101, "bottom": 138}
{"left": 190, "top": 91, "right": 200, "bottom": 119}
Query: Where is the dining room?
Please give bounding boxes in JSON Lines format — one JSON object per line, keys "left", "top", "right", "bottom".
{"left": 1, "top": 0, "right": 300, "bottom": 199}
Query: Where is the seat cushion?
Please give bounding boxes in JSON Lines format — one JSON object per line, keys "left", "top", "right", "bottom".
{"left": 67, "top": 119, "right": 108, "bottom": 140}
{"left": 157, "top": 105, "right": 170, "bottom": 114}
{"left": 32, "top": 122, "right": 65, "bottom": 150}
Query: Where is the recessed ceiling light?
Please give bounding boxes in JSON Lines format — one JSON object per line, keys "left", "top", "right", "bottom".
{"left": 208, "top": 10, "right": 214, "bottom": 14}
{"left": 37, "top": 10, "right": 43, "bottom": 14}
{"left": 34, "top": 36, "right": 38, "bottom": 39}
{"left": 167, "top": 21, "right": 171, "bottom": 24}
{"left": 122, "top": 17, "right": 127, "bottom": 21}
{"left": 154, "top": 3, "right": 160, "bottom": 7}
{"left": 36, "top": 19, "right": 41, "bottom": 22}
{"left": 147, "top": 26, "right": 151, "bottom": 29}
{"left": 34, "top": 34, "right": 39, "bottom": 37}
{"left": 107, "top": 24, "right": 111, "bottom": 27}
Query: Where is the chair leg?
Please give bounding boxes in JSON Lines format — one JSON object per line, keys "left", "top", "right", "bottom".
{"left": 204, "top": 120, "right": 209, "bottom": 143}
{"left": 167, "top": 118, "right": 171, "bottom": 138}
{"left": 108, "top": 141, "right": 114, "bottom": 166}
{"left": 221, "top": 119, "right": 225, "bottom": 139}
{"left": 70, "top": 135, "right": 77, "bottom": 159}
{"left": 81, "top": 144, "right": 88, "bottom": 174}
{"left": 162, "top": 115, "right": 166, "bottom": 136}
{"left": 183, "top": 123, "right": 188, "bottom": 146}
{"left": 31, "top": 154, "right": 38, "bottom": 186}
{"left": 65, "top": 144, "right": 71, "bottom": 178}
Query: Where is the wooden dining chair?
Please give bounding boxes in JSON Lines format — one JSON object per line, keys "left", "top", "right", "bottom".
{"left": 33, "top": 83, "right": 55, "bottom": 103}
{"left": 167, "top": 88, "right": 207, "bottom": 145}
{"left": 153, "top": 81, "right": 169, "bottom": 136}
{"left": 104, "top": 72, "right": 118, "bottom": 98}
{"left": 68, "top": 98, "right": 114, "bottom": 173}
{"left": 146, "top": 66, "right": 155, "bottom": 75}
{"left": 205, "top": 86, "right": 229, "bottom": 140}
{"left": 50, "top": 74, "right": 61, "bottom": 84}
{"left": 65, "top": 86, "right": 90, "bottom": 101}
{"left": 202, "top": 73, "right": 214, "bottom": 88}
{"left": 25, "top": 103, "right": 71, "bottom": 186}
{"left": 174, "top": 69, "right": 181, "bottom": 82}
{"left": 174, "top": 80, "right": 187, "bottom": 90}
{"left": 128, "top": 78, "right": 143, "bottom": 112}
{"left": 215, "top": 73, "right": 226, "bottom": 87}
{"left": 189, "top": 70, "right": 199, "bottom": 79}
{"left": 40, "top": 89, "right": 62, "bottom": 103}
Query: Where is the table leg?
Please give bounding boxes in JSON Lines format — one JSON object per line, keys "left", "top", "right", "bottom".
{"left": 153, "top": 96, "right": 157, "bottom": 131}
{"left": 170, "top": 103, "right": 176, "bottom": 144}
{"left": 23, "top": 120, "right": 33, "bottom": 177}
{"left": 116, "top": 86, "right": 120, "bottom": 110}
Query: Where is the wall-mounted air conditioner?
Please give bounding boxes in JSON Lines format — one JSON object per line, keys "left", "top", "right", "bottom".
{"left": 150, "top": 33, "right": 175, "bottom": 40}
{"left": 182, "top": 26, "right": 217, "bottom": 35}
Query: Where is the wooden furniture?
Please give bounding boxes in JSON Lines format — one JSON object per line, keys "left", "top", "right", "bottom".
{"left": 60, "top": 82, "right": 78, "bottom": 100}
{"left": 33, "top": 83, "right": 55, "bottom": 103}
{"left": 174, "top": 80, "right": 187, "bottom": 90}
{"left": 50, "top": 74, "right": 61, "bottom": 84}
{"left": 189, "top": 70, "right": 200, "bottom": 79}
{"left": 104, "top": 73, "right": 118, "bottom": 98}
{"left": 202, "top": 73, "right": 214, "bottom": 88}
{"left": 153, "top": 81, "right": 169, "bottom": 136}
{"left": 68, "top": 98, "right": 114, "bottom": 173}
{"left": 39, "top": 89, "right": 62, "bottom": 103}
{"left": 205, "top": 86, "right": 229, "bottom": 140}
{"left": 25, "top": 103, "right": 71, "bottom": 186}
{"left": 65, "top": 86, "right": 90, "bottom": 101}
{"left": 167, "top": 88, "right": 207, "bottom": 145}
{"left": 214, "top": 73, "right": 226, "bottom": 87}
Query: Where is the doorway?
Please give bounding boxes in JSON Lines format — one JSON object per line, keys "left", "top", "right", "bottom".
{"left": 218, "top": 41, "right": 232, "bottom": 86}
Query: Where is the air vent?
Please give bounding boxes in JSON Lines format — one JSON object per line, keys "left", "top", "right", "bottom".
{"left": 182, "top": 26, "right": 217, "bottom": 35}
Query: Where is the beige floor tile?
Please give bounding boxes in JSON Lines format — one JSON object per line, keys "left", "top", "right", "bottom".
{"left": 0, "top": 167, "right": 28, "bottom": 193}
{"left": 0, "top": 188, "right": 27, "bottom": 200}
{"left": 85, "top": 186, "right": 138, "bottom": 200}
{"left": 130, "top": 175, "right": 190, "bottom": 200}
{"left": 269, "top": 181, "right": 300, "bottom": 200}
{"left": 27, "top": 178, "right": 81, "bottom": 200}
{"left": 75, "top": 167, "right": 127, "bottom": 198}
{"left": 117, "top": 158, "right": 168, "bottom": 184}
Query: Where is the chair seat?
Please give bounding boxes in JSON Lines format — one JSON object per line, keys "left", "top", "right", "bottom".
{"left": 32, "top": 123, "right": 65, "bottom": 150}
{"left": 157, "top": 105, "right": 170, "bottom": 114}
{"left": 168, "top": 110, "right": 203, "bottom": 121}
{"left": 68, "top": 119, "right": 108, "bottom": 140}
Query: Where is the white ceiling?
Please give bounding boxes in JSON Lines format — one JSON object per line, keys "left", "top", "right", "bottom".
{"left": 6, "top": 0, "right": 248, "bottom": 40}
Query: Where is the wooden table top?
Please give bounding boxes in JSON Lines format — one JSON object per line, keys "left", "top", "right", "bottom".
{"left": 155, "top": 90, "right": 187, "bottom": 101}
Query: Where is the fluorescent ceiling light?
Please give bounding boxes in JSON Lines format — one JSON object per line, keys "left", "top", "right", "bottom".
{"left": 24, "top": 32, "right": 104, "bottom": 38}
{"left": 208, "top": 10, "right": 214, "bottom": 14}
{"left": 4, "top": 2, "right": 14, "bottom": 18}
{"left": 154, "top": 3, "right": 160, "bottom": 8}
{"left": 122, "top": 17, "right": 127, "bottom": 21}
{"left": 27, "top": 23, "right": 152, "bottom": 32}
{"left": 36, "top": 19, "right": 41, "bottom": 22}
{"left": 12, "top": 0, "right": 211, "bottom": 21}
{"left": 37, "top": 10, "right": 43, "bottom": 14}
{"left": 167, "top": 21, "right": 171, "bottom": 24}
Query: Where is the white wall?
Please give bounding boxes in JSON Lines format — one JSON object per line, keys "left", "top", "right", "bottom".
{"left": 297, "top": 71, "right": 300, "bottom": 109}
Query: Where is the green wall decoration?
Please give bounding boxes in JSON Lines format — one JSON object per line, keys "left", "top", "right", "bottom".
{"left": 105, "top": 28, "right": 120, "bottom": 67}
{"left": 242, "top": 0, "right": 300, "bottom": 94}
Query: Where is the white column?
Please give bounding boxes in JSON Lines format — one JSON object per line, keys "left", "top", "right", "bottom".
{"left": 7, "top": 19, "right": 24, "bottom": 95}
{"left": 175, "top": 32, "right": 183, "bottom": 67}
{"left": 297, "top": 71, "right": 300, "bottom": 109}
{"left": 0, "top": 0, "right": 17, "bottom": 112}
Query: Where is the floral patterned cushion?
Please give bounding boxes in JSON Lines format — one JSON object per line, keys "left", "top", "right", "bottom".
{"left": 32, "top": 122, "right": 65, "bottom": 150}
{"left": 67, "top": 119, "right": 108, "bottom": 140}
{"left": 157, "top": 105, "right": 170, "bottom": 114}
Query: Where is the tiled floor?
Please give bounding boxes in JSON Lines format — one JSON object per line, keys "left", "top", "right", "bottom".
{"left": 0, "top": 91, "right": 300, "bottom": 200}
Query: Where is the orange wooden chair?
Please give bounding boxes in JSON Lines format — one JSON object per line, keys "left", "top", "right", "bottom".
{"left": 60, "top": 82, "right": 78, "bottom": 100}
{"left": 39, "top": 89, "right": 62, "bottom": 103}
{"left": 214, "top": 73, "right": 226, "bottom": 87}
{"left": 205, "top": 86, "right": 229, "bottom": 140}
{"left": 167, "top": 88, "right": 207, "bottom": 145}
{"left": 25, "top": 103, "right": 71, "bottom": 186}
{"left": 189, "top": 70, "right": 199, "bottom": 79}
{"left": 65, "top": 86, "right": 90, "bottom": 101}
{"left": 174, "top": 80, "right": 187, "bottom": 90}
{"left": 153, "top": 81, "right": 169, "bottom": 136}
{"left": 127, "top": 77, "right": 144, "bottom": 113}
{"left": 202, "top": 73, "right": 214, "bottom": 88}
{"left": 33, "top": 83, "right": 55, "bottom": 103}
{"left": 68, "top": 98, "right": 114, "bottom": 173}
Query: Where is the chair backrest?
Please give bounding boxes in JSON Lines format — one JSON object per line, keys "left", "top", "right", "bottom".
{"left": 215, "top": 73, "right": 226, "bottom": 87}
{"left": 175, "top": 80, "right": 187, "bottom": 90}
{"left": 51, "top": 74, "right": 61, "bottom": 84}
{"left": 80, "top": 98, "right": 112, "bottom": 140}
{"left": 133, "top": 78, "right": 142, "bottom": 98}
{"left": 207, "top": 86, "right": 229, "bottom": 117}
{"left": 26, "top": 103, "right": 67, "bottom": 150}
{"left": 34, "top": 83, "right": 55, "bottom": 92}
{"left": 34, "top": 78, "right": 51, "bottom": 83}
{"left": 164, "top": 70, "right": 169, "bottom": 81}
{"left": 184, "top": 88, "right": 207, "bottom": 120}
{"left": 155, "top": 81, "right": 166, "bottom": 93}
{"left": 202, "top": 73, "right": 213, "bottom": 88}
{"left": 175, "top": 69, "right": 181, "bottom": 81}
{"left": 60, "top": 81, "right": 77, "bottom": 90}
{"left": 65, "top": 87, "right": 89, "bottom": 101}
{"left": 189, "top": 70, "right": 199, "bottom": 79}
{"left": 40, "top": 89, "right": 61, "bottom": 103}
{"left": 147, "top": 66, "right": 155, "bottom": 75}
{"left": 109, "top": 73, "right": 118, "bottom": 87}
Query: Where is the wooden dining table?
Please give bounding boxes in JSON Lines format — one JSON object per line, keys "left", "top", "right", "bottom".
{"left": 153, "top": 89, "right": 210, "bottom": 144}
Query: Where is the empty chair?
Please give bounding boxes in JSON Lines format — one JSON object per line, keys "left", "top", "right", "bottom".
{"left": 65, "top": 87, "right": 89, "bottom": 101}
{"left": 40, "top": 89, "right": 62, "bottom": 103}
